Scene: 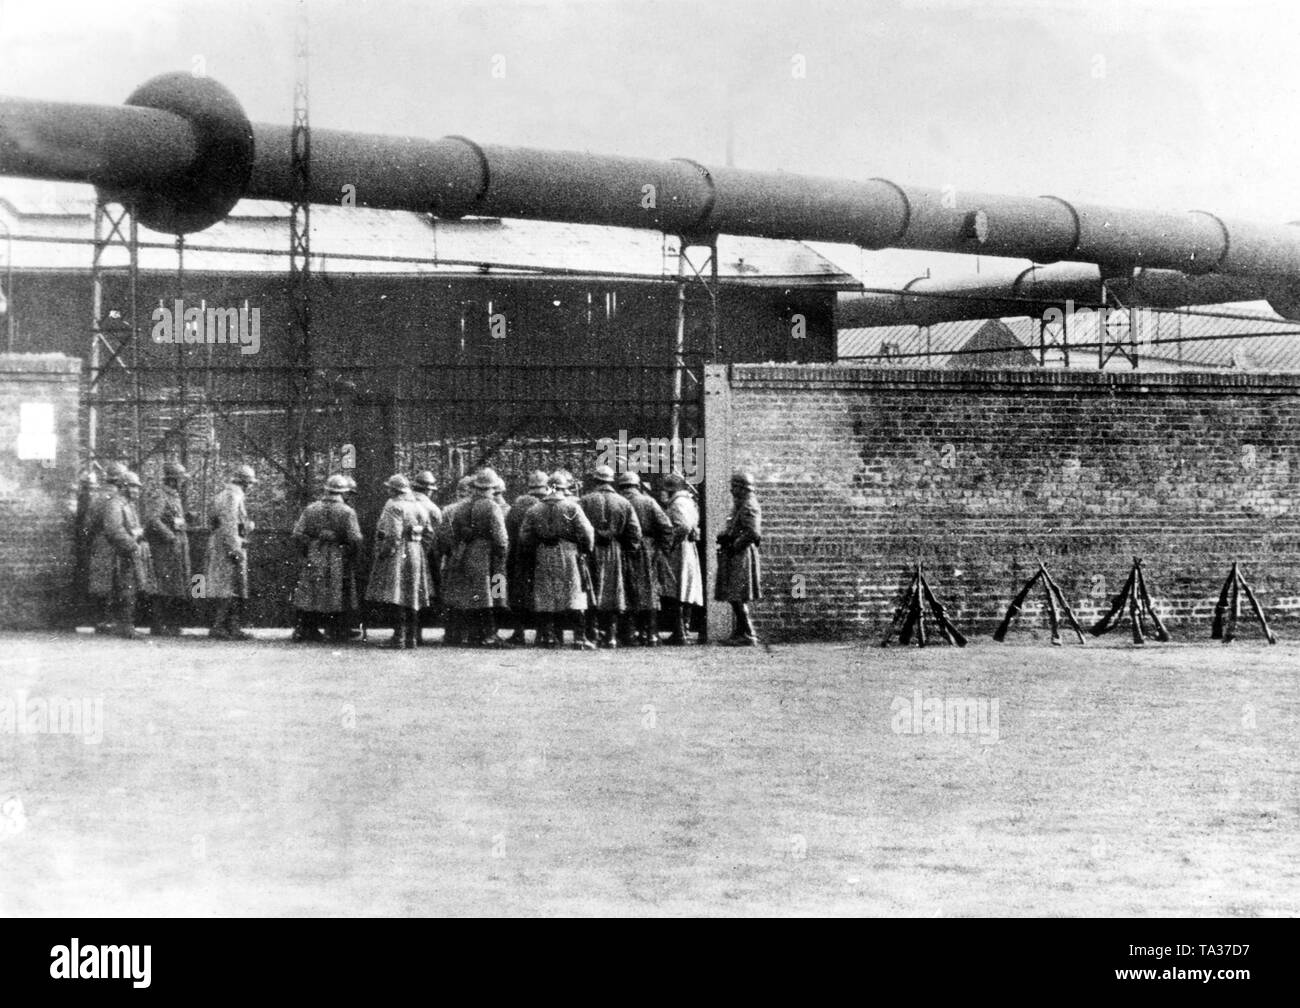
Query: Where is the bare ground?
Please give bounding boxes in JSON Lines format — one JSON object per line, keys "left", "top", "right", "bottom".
{"left": 0, "top": 630, "right": 1295, "bottom": 917}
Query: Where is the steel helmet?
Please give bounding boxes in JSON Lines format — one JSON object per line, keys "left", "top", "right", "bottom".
{"left": 231, "top": 464, "right": 258, "bottom": 485}
{"left": 526, "top": 469, "right": 550, "bottom": 491}
{"left": 412, "top": 470, "right": 438, "bottom": 492}
{"left": 616, "top": 471, "right": 641, "bottom": 488}
{"left": 324, "top": 474, "right": 350, "bottom": 495}
{"left": 591, "top": 464, "right": 616, "bottom": 484}
{"left": 384, "top": 474, "right": 411, "bottom": 492}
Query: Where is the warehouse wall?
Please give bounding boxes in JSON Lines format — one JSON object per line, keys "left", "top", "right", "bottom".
{"left": 0, "top": 354, "right": 81, "bottom": 629}
{"left": 703, "top": 365, "right": 1300, "bottom": 641}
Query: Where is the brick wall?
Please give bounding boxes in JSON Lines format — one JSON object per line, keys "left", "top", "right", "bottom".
{"left": 703, "top": 365, "right": 1300, "bottom": 641}
{"left": 0, "top": 354, "right": 81, "bottom": 629}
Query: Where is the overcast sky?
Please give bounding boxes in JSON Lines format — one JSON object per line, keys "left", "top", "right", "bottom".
{"left": 2, "top": 0, "right": 1297, "bottom": 281}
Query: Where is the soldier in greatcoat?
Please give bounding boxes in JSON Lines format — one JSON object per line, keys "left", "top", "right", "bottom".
{"left": 519, "top": 470, "right": 596, "bottom": 649}
{"left": 505, "top": 470, "right": 550, "bottom": 646}
{"left": 714, "top": 470, "right": 764, "bottom": 646}
{"left": 144, "top": 461, "right": 193, "bottom": 636}
{"left": 88, "top": 470, "right": 155, "bottom": 638}
{"left": 436, "top": 474, "right": 475, "bottom": 646}
{"left": 366, "top": 474, "right": 431, "bottom": 649}
{"left": 290, "top": 473, "right": 364, "bottom": 643}
{"left": 410, "top": 471, "right": 443, "bottom": 646}
{"left": 81, "top": 461, "right": 128, "bottom": 628}
{"left": 444, "top": 468, "right": 510, "bottom": 647}
{"left": 206, "top": 465, "right": 258, "bottom": 640}
{"left": 616, "top": 471, "right": 673, "bottom": 646}
{"left": 661, "top": 472, "right": 705, "bottom": 645}
{"left": 578, "top": 465, "right": 641, "bottom": 648}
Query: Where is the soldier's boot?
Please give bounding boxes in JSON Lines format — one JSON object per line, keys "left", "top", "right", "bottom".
{"left": 538, "top": 615, "right": 558, "bottom": 648}
{"left": 209, "top": 601, "right": 231, "bottom": 639}
{"left": 225, "top": 600, "right": 254, "bottom": 641}
{"left": 666, "top": 607, "right": 688, "bottom": 645}
{"left": 584, "top": 611, "right": 599, "bottom": 647}
{"left": 444, "top": 609, "right": 463, "bottom": 647}
{"left": 616, "top": 613, "right": 636, "bottom": 648}
{"left": 507, "top": 615, "right": 528, "bottom": 646}
{"left": 383, "top": 610, "right": 408, "bottom": 649}
{"left": 148, "top": 596, "right": 167, "bottom": 637}
{"left": 478, "top": 610, "right": 502, "bottom": 648}
{"left": 110, "top": 593, "right": 139, "bottom": 639}
{"left": 572, "top": 612, "right": 596, "bottom": 651}
{"left": 598, "top": 612, "right": 618, "bottom": 648}
{"left": 643, "top": 611, "right": 660, "bottom": 647}
{"left": 405, "top": 610, "right": 420, "bottom": 649}
{"left": 290, "top": 610, "right": 310, "bottom": 643}
{"left": 724, "top": 603, "right": 758, "bottom": 646}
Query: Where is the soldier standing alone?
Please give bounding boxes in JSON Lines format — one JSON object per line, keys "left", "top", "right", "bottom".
{"left": 206, "top": 465, "right": 258, "bottom": 641}
{"left": 714, "top": 470, "right": 763, "bottom": 646}
{"left": 145, "top": 461, "right": 192, "bottom": 636}
{"left": 290, "top": 473, "right": 364, "bottom": 643}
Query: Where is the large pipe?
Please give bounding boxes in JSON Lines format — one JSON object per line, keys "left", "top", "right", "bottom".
{"left": 838, "top": 263, "right": 1271, "bottom": 328}
{"left": 4, "top": 72, "right": 1300, "bottom": 315}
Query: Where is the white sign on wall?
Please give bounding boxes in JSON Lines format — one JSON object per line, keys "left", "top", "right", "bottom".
{"left": 16, "top": 402, "right": 56, "bottom": 461}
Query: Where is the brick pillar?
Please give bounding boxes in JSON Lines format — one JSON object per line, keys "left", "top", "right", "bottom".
{"left": 0, "top": 353, "right": 82, "bottom": 629}
{"left": 702, "top": 364, "right": 733, "bottom": 641}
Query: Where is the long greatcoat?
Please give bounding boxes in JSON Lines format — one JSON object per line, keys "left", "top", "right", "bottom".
{"left": 444, "top": 494, "right": 509, "bottom": 611}
{"left": 411, "top": 491, "right": 443, "bottom": 605}
{"left": 205, "top": 483, "right": 252, "bottom": 599}
{"left": 579, "top": 484, "right": 642, "bottom": 612}
{"left": 506, "top": 492, "right": 546, "bottom": 612}
{"left": 714, "top": 491, "right": 763, "bottom": 602}
{"left": 620, "top": 487, "right": 673, "bottom": 611}
{"left": 291, "top": 496, "right": 364, "bottom": 614}
{"left": 145, "top": 486, "right": 191, "bottom": 599}
{"left": 365, "top": 491, "right": 431, "bottom": 612}
{"left": 519, "top": 494, "right": 595, "bottom": 612}
{"left": 89, "top": 493, "right": 155, "bottom": 598}
{"left": 664, "top": 490, "right": 704, "bottom": 606}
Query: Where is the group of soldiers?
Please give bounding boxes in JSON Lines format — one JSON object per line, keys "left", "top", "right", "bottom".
{"left": 81, "top": 459, "right": 260, "bottom": 640}
{"left": 79, "top": 459, "right": 764, "bottom": 648}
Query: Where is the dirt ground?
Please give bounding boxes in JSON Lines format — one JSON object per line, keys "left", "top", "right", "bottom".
{"left": 0, "top": 629, "right": 1295, "bottom": 917}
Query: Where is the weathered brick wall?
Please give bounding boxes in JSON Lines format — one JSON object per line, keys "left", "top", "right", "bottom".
{"left": 0, "top": 354, "right": 81, "bottom": 629}
{"left": 703, "top": 365, "right": 1300, "bottom": 641}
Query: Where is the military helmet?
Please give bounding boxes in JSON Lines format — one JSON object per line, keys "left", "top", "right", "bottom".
{"left": 342, "top": 474, "right": 358, "bottom": 492}
{"left": 412, "top": 470, "right": 437, "bottom": 492}
{"left": 548, "top": 469, "right": 574, "bottom": 491}
{"left": 324, "top": 474, "right": 350, "bottom": 495}
{"left": 231, "top": 464, "right": 258, "bottom": 486}
{"left": 163, "top": 460, "right": 189, "bottom": 481}
{"left": 120, "top": 470, "right": 143, "bottom": 489}
{"left": 662, "top": 472, "right": 688, "bottom": 491}
{"left": 730, "top": 470, "right": 756, "bottom": 489}
{"left": 616, "top": 471, "right": 641, "bottom": 488}
{"left": 591, "top": 464, "right": 616, "bottom": 484}
{"left": 471, "top": 467, "right": 500, "bottom": 491}
{"left": 103, "top": 461, "right": 129, "bottom": 485}
{"left": 384, "top": 473, "right": 411, "bottom": 492}
{"left": 526, "top": 469, "right": 550, "bottom": 491}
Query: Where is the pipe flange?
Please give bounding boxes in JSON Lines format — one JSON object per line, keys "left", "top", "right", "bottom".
{"left": 110, "top": 72, "right": 253, "bottom": 234}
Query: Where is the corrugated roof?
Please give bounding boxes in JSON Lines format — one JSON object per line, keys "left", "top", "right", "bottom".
{"left": 0, "top": 178, "right": 854, "bottom": 286}
{"left": 838, "top": 308, "right": 1300, "bottom": 371}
